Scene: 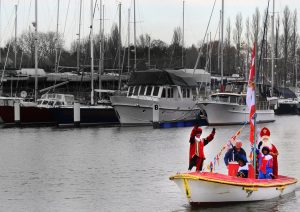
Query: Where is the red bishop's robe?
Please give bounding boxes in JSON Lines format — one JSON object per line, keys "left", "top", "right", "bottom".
{"left": 189, "top": 131, "right": 215, "bottom": 171}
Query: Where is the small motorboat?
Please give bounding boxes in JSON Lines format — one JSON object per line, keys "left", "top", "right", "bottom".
{"left": 170, "top": 166, "right": 297, "bottom": 206}
{"left": 170, "top": 42, "right": 298, "bottom": 206}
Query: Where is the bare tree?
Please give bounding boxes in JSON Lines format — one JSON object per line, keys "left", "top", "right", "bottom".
{"left": 282, "top": 6, "right": 292, "bottom": 87}
{"left": 245, "top": 17, "right": 250, "bottom": 78}
{"left": 233, "top": 13, "right": 243, "bottom": 71}
{"left": 225, "top": 18, "right": 234, "bottom": 75}
{"left": 291, "top": 9, "right": 298, "bottom": 85}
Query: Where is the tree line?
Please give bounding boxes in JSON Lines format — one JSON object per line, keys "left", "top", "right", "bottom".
{"left": 0, "top": 5, "right": 299, "bottom": 87}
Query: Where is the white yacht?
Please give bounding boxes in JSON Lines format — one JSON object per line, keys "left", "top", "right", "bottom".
{"left": 197, "top": 83, "right": 275, "bottom": 125}
{"left": 110, "top": 69, "right": 209, "bottom": 125}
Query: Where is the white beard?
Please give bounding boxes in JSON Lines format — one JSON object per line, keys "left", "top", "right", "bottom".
{"left": 260, "top": 139, "right": 273, "bottom": 151}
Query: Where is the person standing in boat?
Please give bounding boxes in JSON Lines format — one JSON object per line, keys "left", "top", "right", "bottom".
{"left": 188, "top": 127, "right": 216, "bottom": 171}
{"left": 258, "top": 127, "right": 279, "bottom": 178}
{"left": 258, "top": 146, "right": 274, "bottom": 179}
{"left": 224, "top": 140, "right": 247, "bottom": 167}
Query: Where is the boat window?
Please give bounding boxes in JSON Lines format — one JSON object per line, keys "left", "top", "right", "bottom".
{"left": 211, "top": 95, "right": 218, "bottom": 101}
{"left": 230, "top": 96, "right": 238, "bottom": 104}
{"left": 133, "top": 86, "right": 139, "bottom": 95}
{"left": 49, "top": 101, "right": 55, "bottom": 106}
{"left": 192, "top": 88, "right": 197, "bottom": 96}
{"left": 167, "top": 88, "right": 174, "bottom": 98}
{"left": 37, "top": 100, "right": 42, "bottom": 105}
{"left": 146, "top": 86, "right": 152, "bottom": 96}
{"left": 128, "top": 86, "right": 133, "bottom": 96}
{"left": 161, "top": 88, "right": 166, "bottom": 98}
{"left": 219, "top": 96, "right": 229, "bottom": 102}
{"left": 186, "top": 89, "right": 190, "bottom": 98}
{"left": 153, "top": 86, "right": 159, "bottom": 96}
{"left": 55, "top": 101, "right": 62, "bottom": 106}
{"left": 43, "top": 100, "right": 48, "bottom": 105}
{"left": 139, "top": 86, "right": 146, "bottom": 96}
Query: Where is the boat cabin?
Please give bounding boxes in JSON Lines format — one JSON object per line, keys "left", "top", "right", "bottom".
{"left": 37, "top": 93, "right": 74, "bottom": 108}
{"left": 211, "top": 93, "right": 246, "bottom": 105}
{"left": 126, "top": 69, "right": 204, "bottom": 100}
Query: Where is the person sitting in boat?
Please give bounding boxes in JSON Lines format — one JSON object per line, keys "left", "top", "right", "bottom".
{"left": 188, "top": 127, "right": 216, "bottom": 171}
{"left": 258, "top": 146, "right": 274, "bottom": 179}
{"left": 224, "top": 140, "right": 247, "bottom": 168}
{"left": 236, "top": 155, "right": 248, "bottom": 178}
{"left": 258, "top": 127, "right": 279, "bottom": 178}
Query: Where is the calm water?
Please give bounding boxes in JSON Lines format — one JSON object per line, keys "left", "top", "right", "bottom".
{"left": 0, "top": 115, "right": 299, "bottom": 212}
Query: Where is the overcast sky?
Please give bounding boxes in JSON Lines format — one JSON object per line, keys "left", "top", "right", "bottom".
{"left": 0, "top": 0, "right": 299, "bottom": 50}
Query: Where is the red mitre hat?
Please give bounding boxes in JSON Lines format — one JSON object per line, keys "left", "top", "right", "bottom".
{"left": 260, "top": 127, "right": 270, "bottom": 137}
{"left": 195, "top": 127, "right": 202, "bottom": 134}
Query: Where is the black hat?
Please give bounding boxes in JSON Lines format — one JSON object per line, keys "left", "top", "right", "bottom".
{"left": 262, "top": 146, "right": 270, "bottom": 154}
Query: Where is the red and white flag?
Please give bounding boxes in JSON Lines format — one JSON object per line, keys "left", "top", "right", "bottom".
{"left": 246, "top": 44, "right": 256, "bottom": 145}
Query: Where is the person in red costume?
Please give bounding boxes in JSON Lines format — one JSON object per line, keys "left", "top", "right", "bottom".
{"left": 188, "top": 126, "right": 216, "bottom": 171}
{"left": 258, "top": 127, "right": 279, "bottom": 178}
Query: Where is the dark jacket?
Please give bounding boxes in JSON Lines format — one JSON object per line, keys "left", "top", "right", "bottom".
{"left": 224, "top": 147, "right": 247, "bottom": 166}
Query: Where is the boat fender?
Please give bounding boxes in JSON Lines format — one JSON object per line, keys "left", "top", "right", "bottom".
{"left": 243, "top": 187, "right": 258, "bottom": 192}
{"left": 276, "top": 186, "right": 286, "bottom": 191}
{"left": 243, "top": 187, "right": 257, "bottom": 197}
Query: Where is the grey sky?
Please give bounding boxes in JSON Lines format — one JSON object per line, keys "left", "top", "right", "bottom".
{"left": 0, "top": 0, "right": 299, "bottom": 50}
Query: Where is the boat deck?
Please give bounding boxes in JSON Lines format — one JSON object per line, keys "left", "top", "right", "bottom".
{"left": 170, "top": 172, "right": 297, "bottom": 187}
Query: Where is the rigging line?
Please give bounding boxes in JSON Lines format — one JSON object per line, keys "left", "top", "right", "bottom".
{"left": 0, "top": 25, "right": 15, "bottom": 86}
{"left": 193, "top": 0, "right": 217, "bottom": 73}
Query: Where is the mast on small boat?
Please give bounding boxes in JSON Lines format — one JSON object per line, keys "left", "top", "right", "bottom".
{"left": 77, "top": 0, "right": 82, "bottom": 74}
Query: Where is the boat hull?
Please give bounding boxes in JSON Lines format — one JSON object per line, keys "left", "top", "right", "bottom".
{"left": 198, "top": 102, "right": 275, "bottom": 125}
{"left": 170, "top": 172, "right": 297, "bottom": 205}
{"left": 275, "top": 103, "right": 298, "bottom": 115}
{"left": 111, "top": 96, "right": 201, "bottom": 125}
{"left": 0, "top": 106, "right": 56, "bottom": 126}
{"left": 49, "top": 106, "right": 119, "bottom": 127}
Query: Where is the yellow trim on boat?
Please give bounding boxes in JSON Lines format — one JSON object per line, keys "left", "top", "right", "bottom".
{"left": 169, "top": 173, "right": 298, "bottom": 188}
{"left": 243, "top": 187, "right": 258, "bottom": 191}
{"left": 183, "top": 179, "right": 191, "bottom": 199}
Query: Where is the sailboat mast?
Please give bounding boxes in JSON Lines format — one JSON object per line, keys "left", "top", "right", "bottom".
{"left": 98, "top": 0, "right": 102, "bottom": 94}
{"left": 77, "top": 0, "right": 82, "bottom": 74}
{"left": 127, "top": 8, "right": 130, "bottom": 73}
{"left": 133, "top": 0, "right": 137, "bottom": 72}
{"left": 118, "top": 2, "right": 122, "bottom": 91}
{"left": 34, "top": 0, "right": 38, "bottom": 102}
{"left": 55, "top": 0, "right": 60, "bottom": 73}
{"left": 271, "top": 0, "right": 275, "bottom": 96}
{"left": 182, "top": 0, "right": 185, "bottom": 69}
{"left": 14, "top": 4, "right": 17, "bottom": 69}
{"left": 221, "top": 0, "right": 224, "bottom": 86}
{"left": 90, "top": 0, "right": 94, "bottom": 105}
{"left": 0, "top": 0, "right": 1, "bottom": 65}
